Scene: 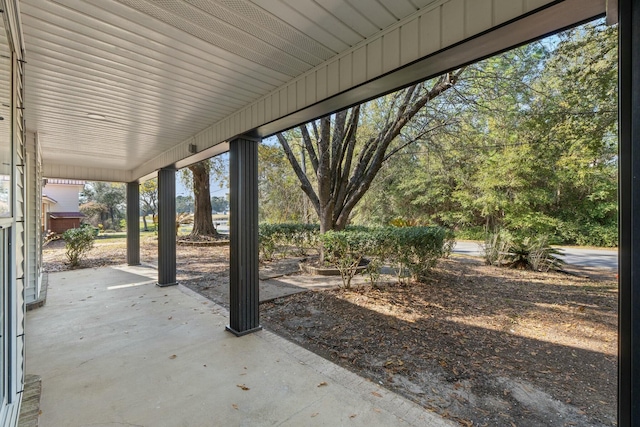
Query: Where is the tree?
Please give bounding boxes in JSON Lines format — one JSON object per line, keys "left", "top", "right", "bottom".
{"left": 353, "top": 21, "right": 618, "bottom": 246}
{"left": 176, "top": 195, "right": 194, "bottom": 213}
{"left": 81, "top": 182, "right": 126, "bottom": 229}
{"left": 258, "top": 143, "right": 306, "bottom": 223}
{"left": 184, "top": 160, "right": 217, "bottom": 236}
{"left": 276, "top": 69, "right": 464, "bottom": 232}
{"left": 139, "top": 178, "right": 158, "bottom": 231}
{"left": 210, "top": 196, "right": 228, "bottom": 214}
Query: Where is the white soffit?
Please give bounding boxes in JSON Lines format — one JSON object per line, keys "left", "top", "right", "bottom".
{"left": 22, "top": 0, "right": 432, "bottom": 178}
{"left": 22, "top": 0, "right": 602, "bottom": 181}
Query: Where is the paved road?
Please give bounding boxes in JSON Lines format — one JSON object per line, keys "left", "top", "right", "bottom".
{"left": 453, "top": 240, "right": 618, "bottom": 270}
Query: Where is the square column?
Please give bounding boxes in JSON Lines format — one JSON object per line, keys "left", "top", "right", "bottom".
{"left": 226, "top": 136, "right": 261, "bottom": 336}
{"left": 126, "top": 182, "right": 140, "bottom": 266}
{"left": 157, "top": 168, "right": 177, "bottom": 287}
{"left": 618, "top": 0, "right": 640, "bottom": 424}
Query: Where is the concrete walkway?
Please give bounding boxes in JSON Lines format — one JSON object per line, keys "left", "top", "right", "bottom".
{"left": 26, "top": 265, "right": 453, "bottom": 427}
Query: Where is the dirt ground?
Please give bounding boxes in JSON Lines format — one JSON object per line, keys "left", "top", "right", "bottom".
{"left": 43, "top": 237, "right": 618, "bottom": 427}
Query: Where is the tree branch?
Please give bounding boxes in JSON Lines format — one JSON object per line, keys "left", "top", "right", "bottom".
{"left": 276, "top": 133, "right": 320, "bottom": 214}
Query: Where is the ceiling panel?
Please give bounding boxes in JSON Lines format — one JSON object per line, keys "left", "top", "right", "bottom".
{"left": 20, "top": 0, "right": 443, "bottom": 177}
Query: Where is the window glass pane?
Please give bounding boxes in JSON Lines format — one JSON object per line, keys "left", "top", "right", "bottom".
{"left": 0, "top": 14, "right": 10, "bottom": 218}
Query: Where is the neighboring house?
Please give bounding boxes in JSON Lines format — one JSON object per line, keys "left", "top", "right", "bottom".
{"left": 42, "top": 179, "right": 85, "bottom": 233}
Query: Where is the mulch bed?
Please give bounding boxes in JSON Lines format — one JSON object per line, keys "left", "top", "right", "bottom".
{"left": 261, "top": 258, "right": 617, "bottom": 427}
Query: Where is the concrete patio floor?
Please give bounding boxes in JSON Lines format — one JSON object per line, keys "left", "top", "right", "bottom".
{"left": 25, "top": 265, "right": 453, "bottom": 427}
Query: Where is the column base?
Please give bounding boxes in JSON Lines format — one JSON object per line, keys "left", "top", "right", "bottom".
{"left": 225, "top": 325, "right": 262, "bottom": 337}
{"left": 156, "top": 282, "right": 178, "bottom": 288}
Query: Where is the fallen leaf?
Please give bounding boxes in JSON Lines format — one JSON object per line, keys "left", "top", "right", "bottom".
{"left": 317, "top": 381, "right": 328, "bottom": 387}
{"left": 371, "top": 391, "right": 382, "bottom": 398}
{"left": 232, "top": 404, "right": 238, "bottom": 410}
{"left": 311, "top": 412, "right": 319, "bottom": 418}
{"left": 349, "top": 414, "right": 357, "bottom": 419}
{"left": 237, "top": 384, "right": 250, "bottom": 391}
{"left": 169, "top": 354, "right": 177, "bottom": 359}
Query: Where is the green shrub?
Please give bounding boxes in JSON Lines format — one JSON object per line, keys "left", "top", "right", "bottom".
{"left": 525, "top": 235, "right": 565, "bottom": 272}
{"left": 63, "top": 225, "right": 96, "bottom": 267}
{"left": 482, "top": 230, "right": 513, "bottom": 266}
{"left": 320, "top": 226, "right": 454, "bottom": 286}
{"left": 392, "top": 227, "right": 454, "bottom": 282}
{"left": 483, "top": 230, "right": 564, "bottom": 271}
{"left": 258, "top": 223, "right": 320, "bottom": 260}
{"left": 319, "top": 230, "right": 374, "bottom": 289}
{"left": 454, "top": 226, "right": 486, "bottom": 241}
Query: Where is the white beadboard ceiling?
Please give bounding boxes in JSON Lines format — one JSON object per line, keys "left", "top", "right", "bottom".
{"left": 19, "top": 0, "right": 603, "bottom": 181}
{"left": 21, "top": 0, "right": 435, "bottom": 176}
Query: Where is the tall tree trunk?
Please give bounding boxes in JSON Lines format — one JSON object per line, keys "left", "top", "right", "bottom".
{"left": 277, "top": 69, "right": 464, "bottom": 233}
{"left": 142, "top": 214, "right": 148, "bottom": 231}
{"left": 189, "top": 161, "right": 218, "bottom": 236}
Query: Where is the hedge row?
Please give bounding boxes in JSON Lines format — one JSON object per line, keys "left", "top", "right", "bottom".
{"left": 258, "top": 223, "right": 320, "bottom": 260}
{"left": 320, "top": 226, "right": 454, "bottom": 288}
{"left": 259, "top": 223, "right": 454, "bottom": 287}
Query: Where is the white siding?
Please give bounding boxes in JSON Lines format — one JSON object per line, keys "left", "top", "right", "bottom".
{"left": 43, "top": 184, "right": 83, "bottom": 213}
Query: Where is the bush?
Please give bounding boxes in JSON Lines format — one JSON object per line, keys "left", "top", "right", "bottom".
{"left": 319, "top": 230, "right": 374, "bottom": 289}
{"left": 482, "top": 230, "right": 513, "bottom": 266}
{"left": 454, "top": 226, "right": 486, "bottom": 241}
{"left": 259, "top": 223, "right": 320, "bottom": 260}
{"left": 63, "top": 225, "right": 96, "bottom": 267}
{"left": 320, "top": 226, "right": 454, "bottom": 286}
{"left": 483, "top": 230, "right": 564, "bottom": 272}
{"left": 390, "top": 227, "right": 454, "bottom": 282}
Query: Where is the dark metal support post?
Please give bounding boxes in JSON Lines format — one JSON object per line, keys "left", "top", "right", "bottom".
{"left": 157, "top": 168, "right": 177, "bottom": 287}
{"left": 226, "top": 135, "right": 261, "bottom": 336}
{"left": 126, "top": 182, "right": 140, "bottom": 266}
{"left": 618, "top": 1, "right": 639, "bottom": 424}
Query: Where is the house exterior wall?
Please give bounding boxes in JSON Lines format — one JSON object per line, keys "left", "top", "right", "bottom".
{"left": 0, "top": 1, "right": 26, "bottom": 425}
{"left": 43, "top": 181, "right": 83, "bottom": 213}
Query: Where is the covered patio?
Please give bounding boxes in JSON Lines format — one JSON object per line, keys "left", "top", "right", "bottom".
{"left": 0, "top": 0, "right": 635, "bottom": 425}
{"left": 26, "top": 265, "right": 451, "bottom": 426}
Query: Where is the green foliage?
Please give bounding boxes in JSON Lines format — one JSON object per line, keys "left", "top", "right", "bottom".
{"left": 258, "top": 144, "right": 308, "bottom": 223}
{"left": 81, "top": 182, "right": 126, "bottom": 230}
{"left": 139, "top": 179, "right": 158, "bottom": 217}
{"left": 454, "top": 227, "right": 486, "bottom": 241}
{"left": 483, "top": 230, "right": 564, "bottom": 272}
{"left": 385, "top": 227, "right": 454, "bottom": 283}
{"left": 351, "top": 21, "right": 618, "bottom": 248}
{"left": 258, "top": 223, "right": 320, "bottom": 260}
{"left": 176, "top": 195, "right": 194, "bottom": 214}
{"left": 63, "top": 225, "right": 96, "bottom": 267}
{"left": 319, "top": 230, "right": 373, "bottom": 289}
{"left": 319, "top": 226, "right": 454, "bottom": 286}
{"left": 210, "top": 196, "right": 228, "bottom": 214}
